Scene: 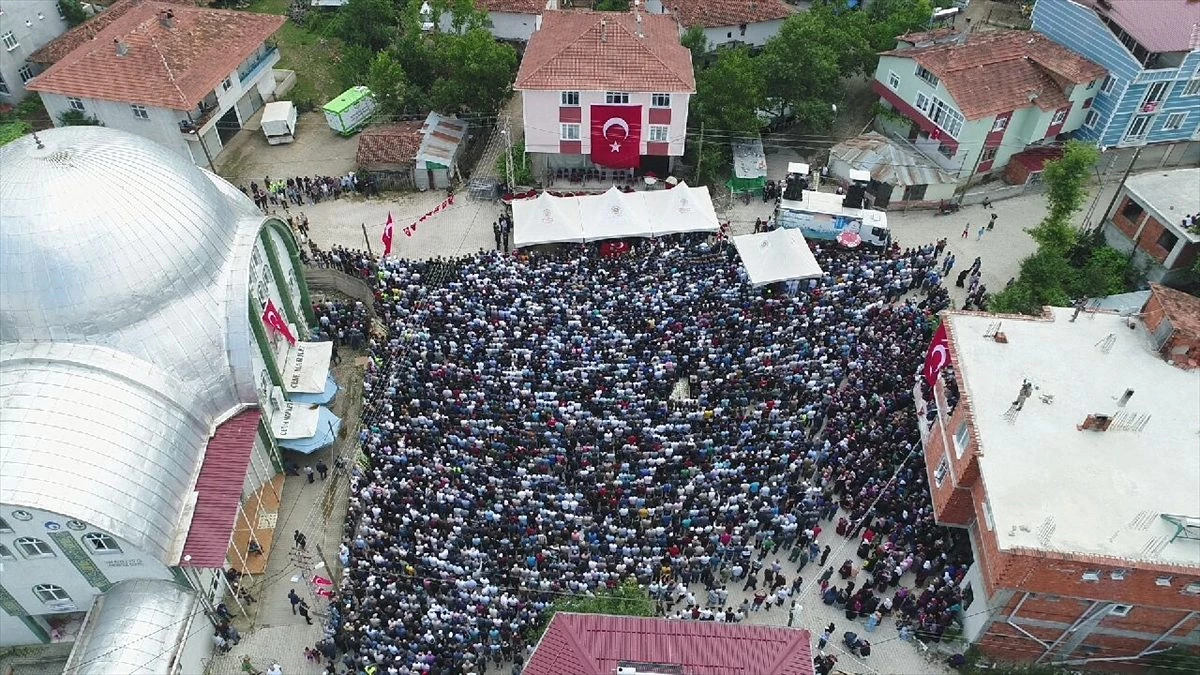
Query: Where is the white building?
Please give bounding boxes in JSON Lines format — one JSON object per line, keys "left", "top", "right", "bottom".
{"left": 515, "top": 10, "right": 695, "bottom": 178}
{"left": 26, "top": 1, "right": 284, "bottom": 167}
{"left": 0, "top": 0, "right": 69, "bottom": 103}
{"left": 645, "top": 0, "right": 795, "bottom": 50}
{"left": 435, "top": 0, "right": 553, "bottom": 41}
{"left": 0, "top": 126, "right": 330, "bottom": 653}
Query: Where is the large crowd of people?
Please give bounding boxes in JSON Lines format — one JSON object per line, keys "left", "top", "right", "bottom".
{"left": 310, "top": 234, "right": 973, "bottom": 675}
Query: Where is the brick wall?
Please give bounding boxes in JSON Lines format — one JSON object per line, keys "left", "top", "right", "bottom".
{"left": 1142, "top": 292, "right": 1200, "bottom": 369}
{"left": 1111, "top": 195, "right": 1179, "bottom": 264}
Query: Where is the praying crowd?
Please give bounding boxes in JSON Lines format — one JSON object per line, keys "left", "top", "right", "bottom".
{"left": 312, "top": 234, "right": 974, "bottom": 674}
{"left": 242, "top": 173, "right": 379, "bottom": 212}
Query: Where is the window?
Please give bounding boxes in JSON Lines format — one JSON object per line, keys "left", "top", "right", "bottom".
{"left": 131, "top": 104, "right": 149, "bottom": 120}
{"left": 991, "top": 117, "right": 1007, "bottom": 133}
{"left": 937, "top": 142, "right": 955, "bottom": 159}
{"left": 1084, "top": 110, "right": 1099, "bottom": 128}
{"left": 32, "top": 584, "right": 70, "bottom": 604}
{"left": 953, "top": 422, "right": 969, "bottom": 458}
{"left": 1100, "top": 75, "right": 1116, "bottom": 94}
{"left": 0, "top": 516, "right": 11, "bottom": 533}
{"left": 930, "top": 96, "right": 965, "bottom": 138}
{"left": 1081, "top": 570, "right": 1101, "bottom": 582}
{"left": 1183, "top": 582, "right": 1200, "bottom": 596}
{"left": 560, "top": 123, "right": 580, "bottom": 141}
{"left": 980, "top": 147, "right": 997, "bottom": 163}
{"left": 2, "top": 31, "right": 17, "bottom": 51}
{"left": 1163, "top": 112, "right": 1187, "bottom": 132}
{"left": 82, "top": 532, "right": 121, "bottom": 555}
{"left": 560, "top": 91, "right": 579, "bottom": 106}
{"left": 1109, "top": 604, "right": 1132, "bottom": 617}
{"left": 1184, "top": 77, "right": 1200, "bottom": 97}
{"left": 1110, "top": 569, "right": 1127, "bottom": 581}
{"left": 17, "top": 64, "right": 34, "bottom": 84}
{"left": 651, "top": 93, "right": 671, "bottom": 108}
{"left": 1052, "top": 109, "right": 1067, "bottom": 125}
{"left": 647, "top": 124, "right": 669, "bottom": 142}
{"left": 68, "top": 97, "right": 85, "bottom": 112}
{"left": 982, "top": 500, "right": 994, "bottom": 531}
{"left": 1126, "top": 114, "right": 1151, "bottom": 139}
{"left": 1155, "top": 575, "right": 1174, "bottom": 587}
{"left": 0, "top": 544, "right": 12, "bottom": 560}
{"left": 888, "top": 71, "right": 900, "bottom": 90}
{"left": 14, "top": 537, "right": 54, "bottom": 559}
{"left": 1082, "top": 97, "right": 1093, "bottom": 109}
{"left": 222, "top": 77, "right": 232, "bottom": 91}
{"left": 914, "top": 91, "right": 930, "bottom": 113}
{"left": 1156, "top": 229, "right": 1179, "bottom": 251}
{"left": 605, "top": 92, "right": 629, "bottom": 104}
{"left": 915, "top": 64, "right": 939, "bottom": 86}
{"left": 934, "top": 457, "right": 949, "bottom": 487}
{"left": 1142, "top": 81, "right": 1170, "bottom": 109}
{"left": 1120, "top": 199, "right": 1144, "bottom": 221}
{"left": 0, "top": 76, "right": 8, "bottom": 95}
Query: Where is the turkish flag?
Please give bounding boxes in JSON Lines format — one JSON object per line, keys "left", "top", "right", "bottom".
{"left": 600, "top": 241, "right": 630, "bottom": 257}
{"left": 382, "top": 212, "right": 394, "bottom": 257}
{"left": 923, "top": 324, "right": 950, "bottom": 387}
{"left": 262, "top": 299, "right": 296, "bottom": 345}
{"left": 591, "top": 105, "right": 641, "bottom": 169}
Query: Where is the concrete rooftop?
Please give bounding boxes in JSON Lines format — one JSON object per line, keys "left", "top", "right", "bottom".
{"left": 946, "top": 307, "right": 1200, "bottom": 569}
{"left": 1123, "top": 168, "right": 1200, "bottom": 243}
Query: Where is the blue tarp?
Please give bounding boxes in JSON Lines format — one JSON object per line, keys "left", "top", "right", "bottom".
{"left": 289, "top": 374, "right": 339, "bottom": 405}
{"left": 279, "top": 406, "right": 342, "bottom": 455}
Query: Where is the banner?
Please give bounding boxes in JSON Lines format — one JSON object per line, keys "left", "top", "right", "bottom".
{"left": 923, "top": 323, "right": 950, "bottom": 387}
{"left": 382, "top": 212, "right": 394, "bottom": 257}
{"left": 590, "top": 104, "right": 642, "bottom": 169}
{"left": 600, "top": 241, "right": 630, "bottom": 257}
{"left": 262, "top": 299, "right": 297, "bottom": 345}
{"left": 404, "top": 195, "right": 455, "bottom": 237}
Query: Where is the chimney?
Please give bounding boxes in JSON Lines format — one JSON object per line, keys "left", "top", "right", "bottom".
{"left": 600, "top": 19, "right": 606, "bottom": 42}
{"left": 1077, "top": 414, "right": 1113, "bottom": 432}
{"left": 160, "top": 9, "right": 175, "bottom": 29}
{"left": 114, "top": 39, "right": 129, "bottom": 56}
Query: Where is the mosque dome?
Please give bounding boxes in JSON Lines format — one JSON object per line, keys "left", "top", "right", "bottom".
{"left": 0, "top": 127, "right": 261, "bottom": 419}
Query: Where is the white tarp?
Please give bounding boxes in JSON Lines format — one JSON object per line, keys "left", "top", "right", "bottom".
{"left": 269, "top": 400, "right": 321, "bottom": 439}
{"left": 283, "top": 341, "right": 333, "bottom": 394}
{"left": 580, "top": 187, "right": 652, "bottom": 240}
{"left": 513, "top": 184, "right": 719, "bottom": 246}
{"left": 733, "top": 228, "right": 824, "bottom": 286}
{"left": 512, "top": 192, "right": 583, "bottom": 247}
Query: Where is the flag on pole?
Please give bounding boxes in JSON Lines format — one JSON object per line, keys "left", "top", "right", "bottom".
{"left": 922, "top": 324, "right": 950, "bottom": 387}
{"left": 262, "top": 299, "right": 296, "bottom": 345}
{"left": 382, "top": 212, "right": 394, "bottom": 258}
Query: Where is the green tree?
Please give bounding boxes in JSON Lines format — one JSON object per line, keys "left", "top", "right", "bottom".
{"left": 528, "top": 579, "right": 654, "bottom": 642}
{"left": 57, "top": 0, "right": 88, "bottom": 27}
{"left": 427, "top": 0, "right": 490, "bottom": 34}
{"left": 429, "top": 28, "right": 517, "bottom": 113}
{"left": 693, "top": 47, "right": 765, "bottom": 136}
{"left": 1146, "top": 647, "right": 1200, "bottom": 675}
{"left": 681, "top": 26, "right": 709, "bottom": 64}
{"left": 594, "top": 0, "right": 630, "bottom": 10}
{"left": 760, "top": 14, "right": 844, "bottom": 131}
{"left": 336, "top": 43, "right": 377, "bottom": 90}
{"left": 1074, "top": 245, "right": 1131, "bottom": 297}
{"left": 335, "top": 0, "right": 398, "bottom": 52}
{"left": 865, "top": 0, "right": 935, "bottom": 51}
{"left": 989, "top": 250, "right": 1076, "bottom": 314}
{"left": 366, "top": 52, "right": 410, "bottom": 115}
{"left": 57, "top": 109, "right": 103, "bottom": 126}
{"left": 0, "top": 121, "right": 31, "bottom": 147}
{"left": 1041, "top": 140, "right": 1100, "bottom": 231}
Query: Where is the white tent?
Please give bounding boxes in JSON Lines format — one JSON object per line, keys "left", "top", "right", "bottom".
{"left": 733, "top": 228, "right": 824, "bottom": 286}
{"left": 581, "top": 186, "right": 652, "bottom": 240}
{"left": 512, "top": 192, "right": 583, "bottom": 247}
{"left": 643, "top": 182, "right": 721, "bottom": 235}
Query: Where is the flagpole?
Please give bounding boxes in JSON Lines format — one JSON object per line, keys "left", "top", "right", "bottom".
{"left": 361, "top": 223, "right": 375, "bottom": 258}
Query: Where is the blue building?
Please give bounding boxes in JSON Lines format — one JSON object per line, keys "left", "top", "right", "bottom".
{"left": 1032, "top": 0, "right": 1200, "bottom": 152}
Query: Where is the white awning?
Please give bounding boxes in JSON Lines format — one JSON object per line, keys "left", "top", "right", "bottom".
{"left": 512, "top": 191, "right": 583, "bottom": 247}
{"left": 580, "top": 187, "right": 652, "bottom": 240}
{"left": 733, "top": 228, "right": 824, "bottom": 286}
{"left": 283, "top": 341, "right": 332, "bottom": 394}
{"left": 642, "top": 182, "right": 721, "bottom": 235}
{"left": 513, "top": 185, "right": 719, "bottom": 246}
{"left": 269, "top": 388, "right": 321, "bottom": 439}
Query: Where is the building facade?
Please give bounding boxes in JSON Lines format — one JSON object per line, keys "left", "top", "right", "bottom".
{"left": 0, "top": 127, "right": 324, "bottom": 649}
{"left": 1032, "top": 0, "right": 1200, "bottom": 158}
{"left": 916, "top": 306, "right": 1200, "bottom": 667}
{"left": 515, "top": 10, "right": 695, "bottom": 178}
{"left": 644, "top": 0, "right": 794, "bottom": 50}
{"left": 1102, "top": 167, "right": 1200, "bottom": 284}
{"left": 0, "top": 0, "right": 69, "bottom": 103}
{"left": 27, "top": 2, "right": 284, "bottom": 166}
{"left": 872, "top": 31, "right": 1106, "bottom": 180}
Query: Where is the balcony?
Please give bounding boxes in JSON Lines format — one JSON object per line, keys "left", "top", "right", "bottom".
{"left": 178, "top": 93, "right": 220, "bottom": 135}
{"left": 1133, "top": 68, "right": 1178, "bottom": 84}
{"left": 237, "top": 44, "right": 279, "bottom": 85}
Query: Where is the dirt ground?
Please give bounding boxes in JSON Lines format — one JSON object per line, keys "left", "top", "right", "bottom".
{"left": 215, "top": 110, "right": 360, "bottom": 187}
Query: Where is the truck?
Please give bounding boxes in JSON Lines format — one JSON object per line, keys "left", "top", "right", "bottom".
{"left": 261, "top": 101, "right": 297, "bottom": 145}
{"left": 322, "top": 86, "right": 377, "bottom": 136}
{"left": 775, "top": 188, "right": 891, "bottom": 248}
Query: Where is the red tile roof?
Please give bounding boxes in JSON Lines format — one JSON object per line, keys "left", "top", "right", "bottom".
{"left": 662, "top": 0, "right": 793, "bottom": 28}
{"left": 1075, "top": 0, "right": 1200, "bottom": 54}
{"left": 524, "top": 614, "right": 814, "bottom": 675}
{"left": 881, "top": 31, "right": 1107, "bottom": 121}
{"left": 476, "top": 0, "right": 549, "bottom": 13}
{"left": 29, "top": 0, "right": 199, "bottom": 65}
{"left": 356, "top": 121, "right": 425, "bottom": 169}
{"left": 516, "top": 11, "right": 695, "bottom": 92}
{"left": 1149, "top": 284, "right": 1200, "bottom": 338}
{"left": 27, "top": 2, "right": 284, "bottom": 110}
{"left": 179, "top": 408, "right": 262, "bottom": 568}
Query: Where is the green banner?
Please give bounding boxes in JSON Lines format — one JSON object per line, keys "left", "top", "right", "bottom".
{"left": 0, "top": 582, "right": 27, "bottom": 616}
{"left": 49, "top": 532, "right": 112, "bottom": 592}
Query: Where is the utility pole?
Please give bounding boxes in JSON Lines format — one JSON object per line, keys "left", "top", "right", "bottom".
{"left": 1098, "top": 145, "right": 1144, "bottom": 231}
{"left": 360, "top": 223, "right": 374, "bottom": 257}
{"left": 501, "top": 117, "right": 515, "bottom": 189}
{"left": 186, "top": 111, "right": 216, "bottom": 173}
{"left": 696, "top": 121, "right": 705, "bottom": 184}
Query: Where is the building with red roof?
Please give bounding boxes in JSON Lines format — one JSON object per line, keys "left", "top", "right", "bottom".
{"left": 525, "top": 613, "right": 815, "bottom": 675}
{"left": 645, "top": 0, "right": 796, "bottom": 50}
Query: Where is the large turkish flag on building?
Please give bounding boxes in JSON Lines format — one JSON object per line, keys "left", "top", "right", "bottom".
{"left": 922, "top": 323, "right": 950, "bottom": 387}
{"left": 591, "top": 105, "right": 642, "bottom": 169}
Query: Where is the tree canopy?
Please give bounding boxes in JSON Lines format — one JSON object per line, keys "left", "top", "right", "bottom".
{"left": 57, "top": 0, "right": 89, "bottom": 28}
{"left": 527, "top": 579, "right": 655, "bottom": 642}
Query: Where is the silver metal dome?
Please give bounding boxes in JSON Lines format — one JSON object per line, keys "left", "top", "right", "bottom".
{"left": 64, "top": 579, "right": 198, "bottom": 675}
{"left": 0, "top": 127, "right": 267, "bottom": 561}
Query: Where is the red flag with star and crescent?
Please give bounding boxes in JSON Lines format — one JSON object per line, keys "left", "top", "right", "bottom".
{"left": 262, "top": 299, "right": 297, "bottom": 345}
{"left": 591, "top": 105, "right": 642, "bottom": 169}
{"left": 382, "top": 212, "right": 394, "bottom": 257}
{"left": 923, "top": 323, "right": 950, "bottom": 387}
